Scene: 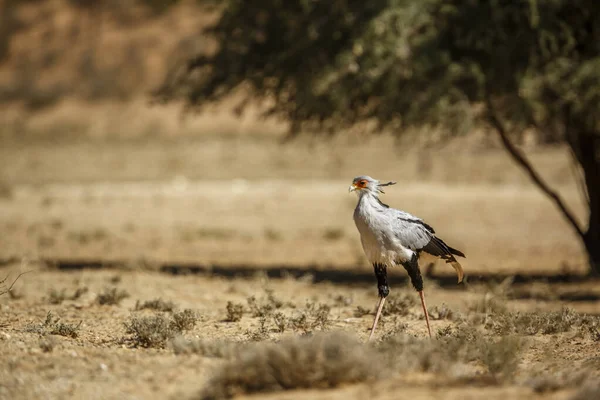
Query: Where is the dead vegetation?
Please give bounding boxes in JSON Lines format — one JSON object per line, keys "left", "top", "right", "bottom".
{"left": 96, "top": 287, "right": 130, "bottom": 305}
{"left": 25, "top": 311, "right": 82, "bottom": 339}
{"left": 135, "top": 298, "right": 177, "bottom": 312}
{"left": 47, "top": 287, "right": 88, "bottom": 304}
{"left": 123, "top": 309, "right": 198, "bottom": 348}
{"left": 225, "top": 301, "right": 243, "bottom": 322}
{"left": 0, "top": 271, "right": 29, "bottom": 297}
{"left": 195, "top": 329, "right": 529, "bottom": 400}
{"left": 484, "top": 307, "right": 600, "bottom": 339}
{"left": 197, "top": 332, "right": 382, "bottom": 400}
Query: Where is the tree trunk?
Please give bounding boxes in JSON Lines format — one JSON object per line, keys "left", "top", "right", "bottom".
{"left": 568, "top": 132, "right": 600, "bottom": 275}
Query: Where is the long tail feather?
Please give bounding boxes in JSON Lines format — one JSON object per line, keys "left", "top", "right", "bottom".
{"left": 450, "top": 260, "right": 464, "bottom": 283}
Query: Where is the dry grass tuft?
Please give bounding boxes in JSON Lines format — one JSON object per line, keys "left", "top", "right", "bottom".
{"left": 377, "top": 331, "right": 524, "bottom": 380}
{"left": 124, "top": 309, "right": 198, "bottom": 348}
{"left": 354, "top": 305, "right": 371, "bottom": 317}
{"left": 382, "top": 292, "right": 417, "bottom": 316}
{"left": 26, "top": 311, "right": 81, "bottom": 338}
{"left": 570, "top": 382, "right": 600, "bottom": 400}
{"left": 225, "top": 301, "right": 244, "bottom": 322}
{"left": 171, "top": 309, "right": 198, "bottom": 331}
{"left": 96, "top": 287, "right": 130, "bottom": 305}
{"left": 289, "top": 301, "right": 331, "bottom": 334}
{"left": 170, "top": 337, "right": 239, "bottom": 358}
{"left": 246, "top": 289, "right": 287, "bottom": 318}
{"left": 485, "top": 307, "right": 596, "bottom": 336}
{"left": 0, "top": 271, "right": 29, "bottom": 297}
{"left": 135, "top": 298, "right": 177, "bottom": 312}
{"left": 197, "top": 332, "right": 382, "bottom": 400}
{"left": 48, "top": 287, "right": 88, "bottom": 305}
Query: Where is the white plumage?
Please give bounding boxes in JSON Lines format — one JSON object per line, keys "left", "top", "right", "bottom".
{"left": 349, "top": 175, "right": 465, "bottom": 339}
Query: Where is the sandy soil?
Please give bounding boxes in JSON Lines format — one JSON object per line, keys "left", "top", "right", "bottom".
{"left": 1, "top": 266, "right": 599, "bottom": 400}
{"left": 0, "top": 138, "right": 597, "bottom": 400}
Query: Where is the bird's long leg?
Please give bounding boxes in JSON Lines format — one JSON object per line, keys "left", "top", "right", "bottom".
{"left": 369, "top": 263, "right": 389, "bottom": 341}
{"left": 402, "top": 253, "right": 432, "bottom": 338}
{"left": 418, "top": 290, "right": 432, "bottom": 338}
{"left": 369, "top": 296, "right": 386, "bottom": 341}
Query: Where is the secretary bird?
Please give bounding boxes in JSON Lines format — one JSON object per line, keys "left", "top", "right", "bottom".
{"left": 349, "top": 176, "right": 465, "bottom": 340}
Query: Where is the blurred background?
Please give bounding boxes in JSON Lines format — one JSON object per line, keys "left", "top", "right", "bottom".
{"left": 0, "top": 0, "right": 590, "bottom": 277}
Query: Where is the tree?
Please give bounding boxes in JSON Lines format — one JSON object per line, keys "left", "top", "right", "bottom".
{"left": 156, "top": 0, "right": 600, "bottom": 275}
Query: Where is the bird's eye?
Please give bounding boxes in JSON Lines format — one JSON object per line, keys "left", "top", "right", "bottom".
{"left": 360, "top": 180, "right": 367, "bottom": 185}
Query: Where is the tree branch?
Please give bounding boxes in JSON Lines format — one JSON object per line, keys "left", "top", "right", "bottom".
{"left": 485, "top": 97, "right": 586, "bottom": 240}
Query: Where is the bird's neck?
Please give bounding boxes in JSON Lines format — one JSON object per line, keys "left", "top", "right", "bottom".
{"left": 357, "top": 191, "right": 385, "bottom": 210}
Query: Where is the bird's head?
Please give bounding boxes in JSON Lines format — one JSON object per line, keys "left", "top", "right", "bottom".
{"left": 349, "top": 176, "right": 396, "bottom": 195}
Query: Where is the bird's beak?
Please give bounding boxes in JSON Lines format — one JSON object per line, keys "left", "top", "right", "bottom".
{"left": 348, "top": 184, "right": 357, "bottom": 193}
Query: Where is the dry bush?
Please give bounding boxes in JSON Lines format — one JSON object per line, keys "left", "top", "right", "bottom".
{"left": 376, "top": 331, "right": 524, "bottom": 380}
{"left": 246, "top": 289, "right": 287, "bottom": 318}
{"left": 197, "top": 332, "right": 382, "bottom": 400}
{"left": 382, "top": 292, "right": 417, "bottom": 316}
{"left": 570, "top": 382, "right": 600, "bottom": 400}
{"left": 171, "top": 309, "right": 198, "bottom": 331}
{"left": 170, "top": 337, "right": 239, "bottom": 358}
{"left": 48, "top": 287, "right": 88, "bottom": 305}
{"left": 135, "top": 298, "right": 177, "bottom": 312}
{"left": 245, "top": 316, "right": 271, "bottom": 342}
{"left": 485, "top": 307, "right": 597, "bottom": 337}
{"left": 124, "top": 309, "right": 198, "bottom": 348}
{"left": 26, "top": 311, "right": 81, "bottom": 339}
{"left": 526, "top": 370, "right": 589, "bottom": 394}
{"left": 429, "top": 303, "right": 458, "bottom": 321}
{"left": 289, "top": 302, "right": 330, "bottom": 334}
{"left": 96, "top": 287, "right": 130, "bottom": 305}
{"left": 354, "top": 305, "right": 371, "bottom": 317}
{"left": 225, "top": 301, "right": 243, "bottom": 322}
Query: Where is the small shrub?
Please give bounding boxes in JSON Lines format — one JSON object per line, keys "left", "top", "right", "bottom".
{"left": 225, "top": 302, "right": 244, "bottom": 322}
{"left": 48, "top": 288, "right": 68, "bottom": 305}
{"left": 26, "top": 311, "right": 81, "bottom": 338}
{"left": 382, "top": 292, "right": 416, "bottom": 316}
{"left": 479, "top": 336, "right": 523, "bottom": 377}
{"left": 273, "top": 312, "right": 287, "bottom": 333}
{"left": 124, "top": 314, "right": 174, "bottom": 348}
{"left": 135, "top": 298, "right": 177, "bottom": 312}
{"left": 570, "top": 382, "right": 600, "bottom": 400}
{"left": 198, "top": 332, "right": 382, "bottom": 399}
{"left": 436, "top": 325, "right": 454, "bottom": 338}
{"left": 354, "top": 306, "right": 371, "bottom": 318}
{"left": 97, "top": 287, "right": 130, "bottom": 305}
{"left": 171, "top": 309, "right": 198, "bottom": 331}
{"left": 246, "top": 289, "right": 288, "bottom": 318}
{"left": 289, "top": 302, "right": 330, "bottom": 334}
{"left": 429, "top": 303, "right": 457, "bottom": 320}
{"left": 124, "top": 309, "right": 198, "bottom": 348}
{"left": 486, "top": 307, "right": 585, "bottom": 336}
{"left": 170, "top": 336, "right": 238, "bottom": 357}
{"left": 245, "top": 316, "right": 270, "bottom": 341}
{"left": 48, "top": 287, "right": 88, "bottom": 305}
{"left": 376, "top": 331, "right": 523, "bottom": 381}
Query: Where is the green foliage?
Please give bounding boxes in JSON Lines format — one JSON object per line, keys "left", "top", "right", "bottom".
{"left": 159, "top": 0, "right": 600, "bottom": 137}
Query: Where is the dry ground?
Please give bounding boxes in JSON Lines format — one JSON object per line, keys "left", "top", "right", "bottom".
{"left": 0, "top": 136, "right": 598, "bottom": 400}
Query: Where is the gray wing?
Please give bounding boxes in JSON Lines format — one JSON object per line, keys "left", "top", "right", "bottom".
{"left": 388, "top": 210, "right": 436, "bottom": 251}
{"left": 388, "top": 210, "right": 465, "bottom": 283}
